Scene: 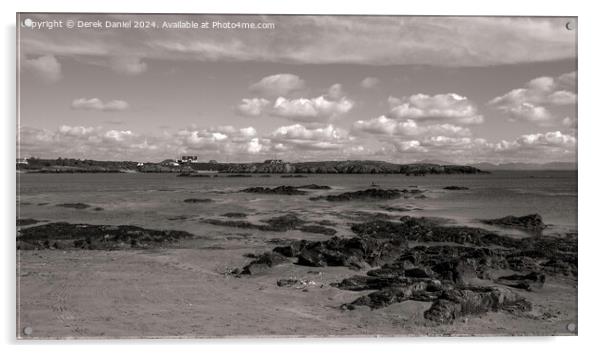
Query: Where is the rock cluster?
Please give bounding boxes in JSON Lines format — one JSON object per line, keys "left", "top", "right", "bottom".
{"left": 17, "top": 222, "right": 194, "bottom": 250}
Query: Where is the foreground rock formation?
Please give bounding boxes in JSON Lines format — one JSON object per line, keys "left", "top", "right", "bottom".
{"left": 17, "top": 222, "right": 194, "bottom": 250}
{"left": 235, "top": 214, "right": 576, "bottom": 324}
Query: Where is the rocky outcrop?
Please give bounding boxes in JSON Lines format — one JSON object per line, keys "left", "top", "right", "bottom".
{"left": 241, "top": 186, "right": 307, "bottom": 195}
{"left": 310, "top": 188, "right": 404, "bottom": 202}
{"left": 16, "top": 222, "right": 194, "bottom": 250}
{"left": 56, "top": 203, "right": 92, "bottom": 209}
{"left": 16, "top": 218, "right": 41, "bottom": 226}
{"left": 482, "top": 214, "right": 546, "bottom": 234}
{"left": 443, "top": 186, "right": 469, "bottom": 190}
{"left": 205, "top": 213, "right": 337, "bottom": 235}
{"left": 240, "top": 252, "right": 288, "bottom": 275}
{"left": 298, "top": 184, "right": 331, "bottom": 190}
{"left": 183, "top": 198, "right": 213, "bottom": 203}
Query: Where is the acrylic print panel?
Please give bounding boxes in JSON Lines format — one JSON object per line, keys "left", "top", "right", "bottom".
{"left": 16, "top": 13, "right": 577, "bottom": 339}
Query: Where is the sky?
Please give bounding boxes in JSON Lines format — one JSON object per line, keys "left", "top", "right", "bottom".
{"left": 17, "top": 14, "right": 577, "bottom": 164}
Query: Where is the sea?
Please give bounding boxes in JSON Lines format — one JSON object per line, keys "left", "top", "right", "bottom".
{"left": 16, "top": 170, "right": 578, "bottom": 239}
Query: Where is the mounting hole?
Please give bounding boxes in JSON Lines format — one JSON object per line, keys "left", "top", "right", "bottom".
{"left": 567, "top": 323, "right": 577, "bottom": 332}
{"left": 23, "top": 326, "right": 33, "bottom": 336}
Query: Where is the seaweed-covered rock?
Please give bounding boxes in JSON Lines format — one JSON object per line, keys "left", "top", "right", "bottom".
{"left": 481, "top": 214, "right": 546, "bottom": 234}
{"left": 298, "top": 225, "right": 337, "bottom": 236}
{"left": 241, "top": 252, "right": 288, "bottom": 275}
{"left": 16, "top": 218, "right": 41, "bottom": 226}
{"left": 56, "top": 203, "right": 91, "bottom": 209}
{"left": 424, "top": 287, "right": 532, "bottom": 324}
{"left": 495, "top": 272, "right": 546, "bottom": 291}
{"left": 183, "top": 198, "right": 213, "bottom": 203}
{"left": 298, "top": 184, "right": 331, "bottom": 190}
{"left": 310, "top": 188, "right": 402, "bottom": 202}
{"left": 16, "top": 222, "right": 194, "bottom": 250}
{"left": 443, "top": 186, "right": 469, "bottom": 190}
{"left": 241, "top": 186, "right": 307, "bottom": 195}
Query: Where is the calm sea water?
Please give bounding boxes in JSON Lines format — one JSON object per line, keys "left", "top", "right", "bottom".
{"left": 17, "top": 170, "right": 577, "bottom": 238}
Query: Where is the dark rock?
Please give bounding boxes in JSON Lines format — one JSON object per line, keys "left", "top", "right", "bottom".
{"left": 222, "top": 212, "right": 247, "bottom": 218}
{"left": 183, "top": 198, "right": 213, "bottom": 203}
{"left": 481, "top": 214, "right": 546, "bottom": 234}
{"left": 298, "top": 184, "right": 331, "bottom": 190}
{"left": 16, "top": 222, "right": 194, "bottom": 250}
{"left": 443, "top": 186, "right": 469, "bottom": 190}
{"left": 495, "top": 272, "right": 546, "bottom": 291}
{"left": 93, "top": 207, "right": 104, "bottom": 211}
{"left": 56, "top": 203, "right": 91, "bottom": 209}
{"left": 281, "top": 174, "right": 307, "bottom": 178}
{"left": 298, "top": 225, "right": 337, "bottom": 235}
{"left": 424, "top": 287, "right": 532, "bottom": 324}
{"left": 310, "top": 188, "right": 402, "bottom": 202}
{"left": 241, "top": 252, "right": 288, "bottom": 275}
{"left": 262, "top": 214, "right": 306, "bottom": 231}
{"left": 17, "top": 218, "right": 41, "bottom": 226}
{"left": 296, "top": 236, "right": 407, "bottom": 269}
{"left": 241, "top": 186, "right": 307, "bottom": 195}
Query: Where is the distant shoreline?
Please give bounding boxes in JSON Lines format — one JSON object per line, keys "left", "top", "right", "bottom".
{"left": 16, "top": 158, "right": 488, "bottom": 175}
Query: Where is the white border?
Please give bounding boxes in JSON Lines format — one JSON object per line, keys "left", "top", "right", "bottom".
{"left": 3, "top": 0, "right": 599, "bottom": 352}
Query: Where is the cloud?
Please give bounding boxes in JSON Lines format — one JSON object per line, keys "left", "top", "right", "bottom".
{"left": 360, "top": 77, "right": 380, "bottom": 89}
{"left": 388, "top": 93, "right": 483, "bottom": 124}
{"left": 271, "top": 95, "right": 354, "bottom": 123}
{"left": 110, "top": 56, "right": 148, "bottom": 75}
{"left": 236, "top": 98, "right": 270, "bottom": 116}
{"left": 249, "top": 73, "right": 305, "bottom": 97}
{"left": 22, "top": 55, "right": 62, "bottom": 82}
{"left": 327, "top": 83, "right": 344, "bottom": 100}
{"left": 353, "top": 116, "right": 471, "bottom": 137}
{"left": 20, "top": 15, "right": 576, "bottom": 67}
{"left": 270, "top": 124, "right": 351, "bottom": 151}
{"left": 71, "top": 98, "right": 130, "bottom": 112}
{"left": 489, "top": 72, "right": 577, "bottom": 124}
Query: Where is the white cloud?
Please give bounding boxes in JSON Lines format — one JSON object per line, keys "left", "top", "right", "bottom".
{"left": 360, "top": 77, "right": 380, "bottom": 89}
{"left": 271, "top": 95, "right": 354, "bottom": 123}
{"left": 388, "top": 93, "right": 483, "bottom": 124}
{"left": 71, "top": 98, "right": 130, "bottom": 112}
{"left": 22, "top": 55, "right": 62, "bottom": 82}
{"left": 353, "top": 115, "right": 471, "bottom": 137}
{"left": 270, "top": 124, "right": 351, "bottom": 151}
{"left": 489, "top": 72, "right": 577, "bottom": 124}
{"left": 236, "top": 98, "right": 270, "bottom": 116}
{"left": 110, "top": 56, "right": 148, "bottom": 75}
{"left": 249, "top": 73, "right": 305, "bottom": 97}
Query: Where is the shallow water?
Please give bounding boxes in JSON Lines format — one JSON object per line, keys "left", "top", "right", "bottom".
{"left": 16, "top": 170, "right": 577, "bottom": 238}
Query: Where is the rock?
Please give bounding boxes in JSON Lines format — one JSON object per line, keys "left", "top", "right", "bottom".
{"left": 310, "top": 188, "right": 402, "bottom": 202}
{"left": 481, "top": 214, "right": 546, "bottom": 234}
{"left": 241, "top": 186, "right": 307, "bottom": 195}
{"left": 56, "top": 203, "right": 91, "bottom": 209}
{"left": 281, "top": 174, "right": 307, "bottom": 178}
{"left": 262, "top": 214, "right": 306, "bottom": 231}
{"left": 206, "top": 213, "right": 309, "bottom": 232}
{"left": 495, "top": 272, "right": 546, "bottom": 291}
{"left": 16, "top": 222, "right": 194, "bottom": 250}
{"left": 17, "top": 218, "right": 41, "bottom": 226}
{"left": 276, "top": 278, "right": 317, "bottom": 288}
{"left": 443, "top": 186, "right": 469, "bottom": 190}
{"left": 298, "top": 184, "right": 331, "bottom": 190}
{"left": 298, "top": 225, "right": 337, "bottom": 235}
{"left": 241, "top": 252, "right": 288, "bottom": 275}
{"left": 296, "top": 236, "right": 407, "bottom": 269}
{"left": 222, "top": 212, "right": 247, "bottom": 218}
{"left": 424, "top": 287, "right": 532, "bottom": 324}
{"left": 183, "top": 198, "right": 213, "bottom": 203}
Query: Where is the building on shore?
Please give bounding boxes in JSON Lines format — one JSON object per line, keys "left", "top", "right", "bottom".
{"left": 264, "top": 159, "right": 284, "bottom": 165}
{"left": 178, "top": 155, "right": 198, "bottom": 163}
{"left": 16, "top": 158, "right": 29, "bottom": 165}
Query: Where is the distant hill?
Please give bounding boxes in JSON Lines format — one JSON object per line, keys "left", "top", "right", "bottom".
{"left": 18, "top": 158, "right": 486, "bottom": 175}
{"left": 470, "top": 162, "right": 577, "bottom": 171}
